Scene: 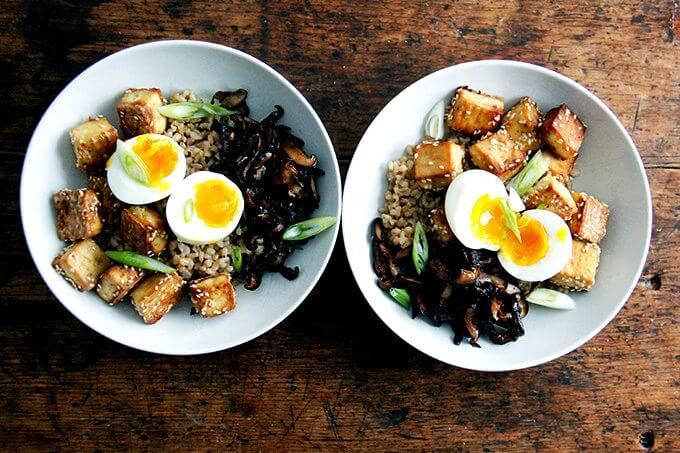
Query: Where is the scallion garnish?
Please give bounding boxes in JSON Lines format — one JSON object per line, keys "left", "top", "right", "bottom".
{"left": 105, "top": 251, "right": 176, "bottom": 273}
{"left": 412, "top": 221, "right": 429, "bottom": 275}
{"left": 424, "top": 100, "right": 445, "bottom": 140}
{"left": 389, "top": 287, "right": 411, "bottom": 309}
{"left": 158, "top": 101, "right": 236, "bottom": 120}
{"left": 499, "top": 198, "right": 522, "bottom": 242}
{"left": 526, "top": 288, "right": 576, "bottom": 310}
{"left": 282, "top": 216, "right": 337, "bottom": 241}
{"left": 508, "top": 151, "right": 550, "bottom": 196}
{"left": 183, "top": 199, "right": 194, "bottom": 223}
{"left": 116, "top": 140, "right": 150, "bottom": 185}
{"left": 231, "top": 246, "right": 243, "bottom": 273}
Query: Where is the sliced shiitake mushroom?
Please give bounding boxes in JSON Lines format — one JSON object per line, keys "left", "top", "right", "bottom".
{"left": 454, "top": 268, "right": 479, "bottom": 285}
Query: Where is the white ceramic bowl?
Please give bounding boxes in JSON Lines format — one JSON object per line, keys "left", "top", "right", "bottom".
{"left": 21, "top": 40, "right": 341, "bottom": 355}
{"left": 343, "top": 60, "right": 651, "bottom": 371}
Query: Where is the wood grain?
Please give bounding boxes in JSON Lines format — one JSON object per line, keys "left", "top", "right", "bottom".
{"left": 1, "top": 0, "right": 678, "bottom": 450}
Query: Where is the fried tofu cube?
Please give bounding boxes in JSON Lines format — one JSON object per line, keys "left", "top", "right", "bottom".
{"left": 469, "top": 128, "right": 528, "bottom": 181}
{"left": 550, "top": 240, "right": 601, "bottom": 291}
{"left": 446, "top": 87, "right": 504, "bottom": 135}
{"left": 130, "top": 273, "right": 184, "bottom": 324}
{"left": 544, "top": 150, "right": 576, "bottom": 185}
{"left": 96, "top": 265, "right": 145, "bottom": 305}
{"left": 120, "top": 206, "right": 168, "bottom": 255}
{"left": 523, "top": 175, "right": 578, "bottom": 220}
{"left": 88, "top": 175, "right": 126, "bottom": 226}
{"left": 540, "top": 104, "right": 587, "bottom": 159}
{"left": 69, "top": 116, "right": 119, "bottom": 172}
{"left": 53, "top": 189, "right": 104, "bottom": 241}
{"left": 116, "top": 88, "right": 167, "bottom": 138}
{"left": 501, "top": 97, "right": 542, "bottom": 153}
{"left": 429, "top": 206, "right": 454, "bottom": 244}
{"left": 189, "top": 273, "right": 237, "bottom": 317}
{"left": 568, "top": 192, "right": 610, "bottom": 243}
{"left": 413, "top": 141, "right": 465, "bottom": 189}
{"left": 52, "top": 239, "right": 110, "bottom": 291}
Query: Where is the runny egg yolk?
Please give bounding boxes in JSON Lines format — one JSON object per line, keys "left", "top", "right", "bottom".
{"left": 471, "top": 194, "right": 549, "bottom": 266}
{"left": 194, "top": 180, "right": 239, "bottom": 228}
{"left": 131, "top": 135, "right": 178, "bottom": 186}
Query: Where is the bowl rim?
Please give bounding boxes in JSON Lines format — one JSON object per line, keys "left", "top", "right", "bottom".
{"left": 20, "top": 39, "right": 342, "bottom": 355}
{"left": 342, "top": 59, "right": 652, "bottom": 371}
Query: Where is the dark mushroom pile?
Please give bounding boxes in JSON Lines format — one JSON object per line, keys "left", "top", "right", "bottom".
{"left": 210, "top": 90, "right": 324, "bottom": 290}
{"left": 373, "top": 217, "right": 529, "bottom": 346}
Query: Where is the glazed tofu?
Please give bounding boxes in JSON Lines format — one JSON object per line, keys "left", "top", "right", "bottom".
{"left": 540, "top": 104, "right": 587, "bottom": 159}
{"left": 116, "top": 88, "right": 167, "bottom": 138}
{"left": 550, "top": 240, "right": 601, "bottom": 291}
{"left": 523, "top": 175, "right": 578, "bottom": 220}
{"left": 52, "top": 239, "right": 110, "bottom": 291}
{"left": 469, "top": 128, "right": 528, "bottom": 181}
{"left": 568, "top": 192, "right": 610, "bottom": 243}
{"left": 544, "top": 150, "right": 576, "bottom": 185}
{"left": 130, "top": 273, "right": 184, "bottom": 324}
{"left": 69, "top": 116, "right": 119, "bottom": 172}
{"left": 96, "top": 264, "right": 145, "bottom": 305}
{"left": 88, "top": 175, "right": 126, "bottom": 226}
{"left": 413, "top": 141, "right": 465, "bottom": 189}
{"left": 429, "top": 206, "right": 454, "bottom": 244}
{"left": 53, "top": 189, "right": 104, "bottom": 241}
{"left": 189, "top": 273, "right": 237, "bottom": 317}
{"left": 446, "top": 87, "right": 504, "bottom": 135}
{"left": 120, "top": 206, "right": 168, "bottom": 255}
{"left": 501, "top": 97, "right": 542, "bottom": 153}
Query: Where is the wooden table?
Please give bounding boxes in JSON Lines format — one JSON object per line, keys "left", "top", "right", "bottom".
{"left": 1, "top": 1, "right": 678, "bottom": 450}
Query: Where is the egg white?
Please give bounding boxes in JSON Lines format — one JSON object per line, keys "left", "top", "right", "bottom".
{"left": 166, "top": 171, "right": 244, "bottom": 245}
{"left": 107, "top": 134, "right": 187, "bottom": 205}
{"left": 444, "top": 169, "right": 508, "bottom": 251}
{"left": 498, "top": 209, "right": 572, "bottom": 282}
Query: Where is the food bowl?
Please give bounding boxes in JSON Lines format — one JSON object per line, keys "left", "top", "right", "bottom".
{"left": 20, "top": 40, "right": 341, "bottom": 355}
{"left": 342, "top": 60, "right": 651, "bottom": 371}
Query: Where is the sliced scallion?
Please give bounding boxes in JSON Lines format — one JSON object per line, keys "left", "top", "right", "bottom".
{"left": 158, "top": 101, "right": 236, "bottom": 120}
{"left": 105, "top": 251, "right": 176, "bottom": 273}
{"left": 231, "top": 246, "right": 243, "bottom": 273}
{"left": 116, "top": 140, "right": 150, "bottom": 185}
{"left": 499, "top": 198, "right": 522, "bottom": 242}
{"left": 526, "top": 288, "right": 576, "bottom": 310}
{"left": 424, "top": 100, "right": 446, "bottom": 140}
{"left": 412, "top": 221, "right": 429, "bottom": 275}
{"left": 183, "top": 199, "right": 194, "bottom": 223}
{"left": 508, "top": 151, "right": 550, "bottom": 196}
{"left": 389, "top": 287, "right": 411, "bottom": 309}
{"left": 282, "top": 216, "right": 337, "bottom": 241}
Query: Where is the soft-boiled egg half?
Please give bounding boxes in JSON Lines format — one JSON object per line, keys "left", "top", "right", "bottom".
{"left": 107, "top": 134, "right": 187, "bottom": 205}
{"left": 166, "top": 171, "right": 244, "bottom": 245}
{"left": 444, "top": 169, "right": 572, "bottom": 282}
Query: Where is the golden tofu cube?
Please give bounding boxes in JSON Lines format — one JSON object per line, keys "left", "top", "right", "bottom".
{"left": 116, "top": 88, "right": 167, "bottom": 138}
{"left": 96, "top": 264, "right": 145, "bottom": 306}
{"left": 544, "top": 150, "right": 576, "bottom": 185}
{"left": 429, "top": 206, "right": 454, "bottom": 244}
{"left": 540, "top": 104, "right": 587, "bottom": 159}
{"left": 69, "top": 116, "right": 119, "bottom": 172}
{"left": 88, "top": 175, "right": 126, "bottom": 226}
{"left": 130, "top": 273, "right": 184, "bottom": 324}
{"left": 501, "top": 97, "right": 542, "bottom": 153}
{"left": 413, "top": 141, "right": 465, "bottom": 189}
{"left": 189, "top": 273, "right": 237, "bottom": 317}
{"left": 52, "top": 239, "right": 110, "bottom": 291}
{"left": 568, "top": 192, "right": 610, "bottom": 243}
{"left": 446, "top": 87, "right": 504, "bottom": 135}
{"left": 53, "top": 189, "right": 104, "bottom": 241}
{"left": 469, "top": 128, "right": 528, "bottom": 181}
{"left": 523, "top": 174, "right": 578, "bottom": 220}
{"left": 550, "top": 240, "right": 601, "bottom": 291}
{"left": 120, "top": 206, "right": 168, "bottom": 255}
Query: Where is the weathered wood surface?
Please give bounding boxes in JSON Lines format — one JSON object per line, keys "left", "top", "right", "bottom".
{"left": 1, "top": 0, "right": 678, "bottom": 450}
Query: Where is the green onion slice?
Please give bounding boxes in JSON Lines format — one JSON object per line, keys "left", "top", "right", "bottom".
{"left": 105, "top": 251, "right": 176, "bottom": 274}
{"left": 116, "top": 140, "right": 150, "bottom": 185}
{"left": 183, "top": 199, "right": 194, "bottom": 223}
{"left": 389, "top": 287, "right": 411, "bottom": 309}
{"left": 282, "top": 216, "right": 337, "bottom": 241}
{"left": 499, "top": 198, "right": 522, "bottom": 243}
{"left": 158, "top": 101, "right": 236, "bottom": 120}
{"left": 412, "top": 221, "right": 429, "bottom": 275}
{"left": 231, "top": 246, "right": 243, "bottom": 273}
{"left": 508, "top": 151, "right": 550, "bottom": 196}
{"left": 424, "top": 100, "right": 445, "bottom": 140}
{"left": 526, "top": 288, "right": 576, "bottom": 310}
